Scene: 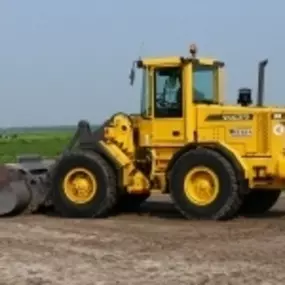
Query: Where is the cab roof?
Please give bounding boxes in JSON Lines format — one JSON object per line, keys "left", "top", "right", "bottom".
{"left": 137, "top": 56, "right": 225, "bottom": 68}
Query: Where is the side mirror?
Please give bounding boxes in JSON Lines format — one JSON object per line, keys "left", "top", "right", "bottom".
{"left": 129, "top": 61, "right": 136, "bottom": 86}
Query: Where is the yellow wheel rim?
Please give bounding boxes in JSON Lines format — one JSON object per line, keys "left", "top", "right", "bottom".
{"left": 184, "top": 166, "right": 219, "bottom": 206}
{"left": 63, "top": 167, "right": 97, "bottom": 204}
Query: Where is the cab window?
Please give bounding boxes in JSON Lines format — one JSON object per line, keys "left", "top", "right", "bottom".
{"left": 154, "top": 67, "right": 182, "bottom": 118}
{"left": 193, "top": 65, "right": 217, "bottom": 103}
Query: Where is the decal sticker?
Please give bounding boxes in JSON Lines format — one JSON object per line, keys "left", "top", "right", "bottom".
{"left": 273, "top": 124, "right": 285, "bottom": 136}
{"left": 229, "top": 128, "right": 252, "bottom": 137}
{"left": 272, "top": 113, "right": 285, "bottom": 120}
{"left": 206, "top": 114, "right": 253, "bottom": 121}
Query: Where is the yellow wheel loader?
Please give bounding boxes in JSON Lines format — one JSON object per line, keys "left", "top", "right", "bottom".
{"left": 1, "top": 44, "right": 285, "bottom": 220}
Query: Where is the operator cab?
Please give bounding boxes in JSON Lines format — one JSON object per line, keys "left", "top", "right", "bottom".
{"left": 132, "top": 44, "right": 224, "bottom": 119}
{"left": 130, "top": 45, "right": 268, "bottom": 117}
{"left": 130, "top": 44, "right": 268, "bottom": 116}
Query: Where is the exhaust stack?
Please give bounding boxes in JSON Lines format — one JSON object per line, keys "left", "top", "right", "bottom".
{"left": 257, "top": 59, "right": 268, "bottom": 107}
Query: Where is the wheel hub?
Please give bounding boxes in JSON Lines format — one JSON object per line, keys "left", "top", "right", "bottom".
{"left": 73, "top": 178, "right": 92, "bottom": 198}
{"left": 63, "top": 168, "right": 97, "bottom": 204}
{"left": 184, "top": 167, "right": 219, "bottom": 206}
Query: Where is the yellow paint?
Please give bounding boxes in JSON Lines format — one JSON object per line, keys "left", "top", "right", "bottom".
{"left": 135, "top": 51, "right": 285, "bottom": 191}
{"left": 183, "top": 167, "right": 219, "bottom": 206}
{"left": 63, "top": 168, "right": 97, "bottom": 204}
{"left": 198, "top": 58, "right": 217, "bottom": 65}
{"left": 141, "top": 57, "right": 183, "bottom": 67}
{"left": 275, "top": 156, "right": 285, "bottom": 179}
{"left": 140, "top": 56, "right": 222, "bottom": 68}
{"left": 99, "top": 113, "right": 151, "bottom": 194}
{"left": 217, "top": 66, "right": 224, "bottom": 103}
{"left": 90, "top": 46, "right": 285, "bottom": 198}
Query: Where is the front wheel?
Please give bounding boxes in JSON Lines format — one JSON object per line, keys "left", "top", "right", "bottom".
{"left": 168, "top": 148, "right": 243, "bottom": 220}
{"left": 50, "top": 150, "right": 118, "bottom": 218}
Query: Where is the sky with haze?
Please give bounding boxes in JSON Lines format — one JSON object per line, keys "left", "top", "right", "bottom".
{"left": 0, "top": 0, "right": 283, "bottom": 127}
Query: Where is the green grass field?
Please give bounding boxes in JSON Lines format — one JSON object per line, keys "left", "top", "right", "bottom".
{"left": 0, "top": 125, "right": 98, "bottom": 163}
{"left": 0, "top": 132, "right": 72, "bottom": 163}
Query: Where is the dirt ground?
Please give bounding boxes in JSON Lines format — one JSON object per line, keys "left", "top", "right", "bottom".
{"left": 1, "top": 194, "right": 285, "bottom": 285}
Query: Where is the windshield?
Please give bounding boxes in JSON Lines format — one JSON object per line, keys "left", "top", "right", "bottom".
{"left": 193, "top": 65, "right": 217, "bottom": 103}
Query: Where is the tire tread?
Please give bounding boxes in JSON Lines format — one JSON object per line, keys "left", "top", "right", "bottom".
{"left": 50, "top": 150, "right": 117, "bottom": 218}
{"left": 169, "top": 147, "right": 243, "bottom": 220}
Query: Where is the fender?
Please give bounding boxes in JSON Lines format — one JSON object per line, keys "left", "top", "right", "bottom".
{"left": 166, "top": 141, "right": 248, "bottom": 186}
{"left": 77, "top": 114, "right": 134, "bottom": 189}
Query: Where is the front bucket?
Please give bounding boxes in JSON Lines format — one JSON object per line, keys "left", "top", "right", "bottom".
{"left": 0, "top": 180, "right": 31, "bottom": 216}
{"left": 0, "top": 165, "right": 32, "bottom": 216}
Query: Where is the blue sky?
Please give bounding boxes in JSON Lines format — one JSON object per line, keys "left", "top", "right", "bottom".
{"left": 0, "top": 0, "right": 283, "bottom": 127}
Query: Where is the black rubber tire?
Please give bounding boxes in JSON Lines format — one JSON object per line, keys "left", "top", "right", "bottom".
{"left": 239, "top": 189, "right": 281, "bottom": 216}
{"left": 168, "top": 148, "right": 243, "bottom": 220}
{"left": 115, "top": 193, "right": 150, "bottom": 212}
{"left": 50, "top": 150, "right": 118, "bottom": 218}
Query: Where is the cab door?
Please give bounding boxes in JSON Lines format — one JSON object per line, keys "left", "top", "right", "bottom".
{"left": 151, "top": 65, "right": 186, "bottom": 146}
{"left": 138, "top": 63, "right": 194, "bottom": 147}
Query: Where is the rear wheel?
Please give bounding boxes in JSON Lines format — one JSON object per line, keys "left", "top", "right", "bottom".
{"left": 239, "top": 189, "right": 281, "bottom": 216}
{"left": 50, "top": 150, "right": 118, "bottom": 218}
{"left": 168, "top": 148, "right": 243, "bottom": 220}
